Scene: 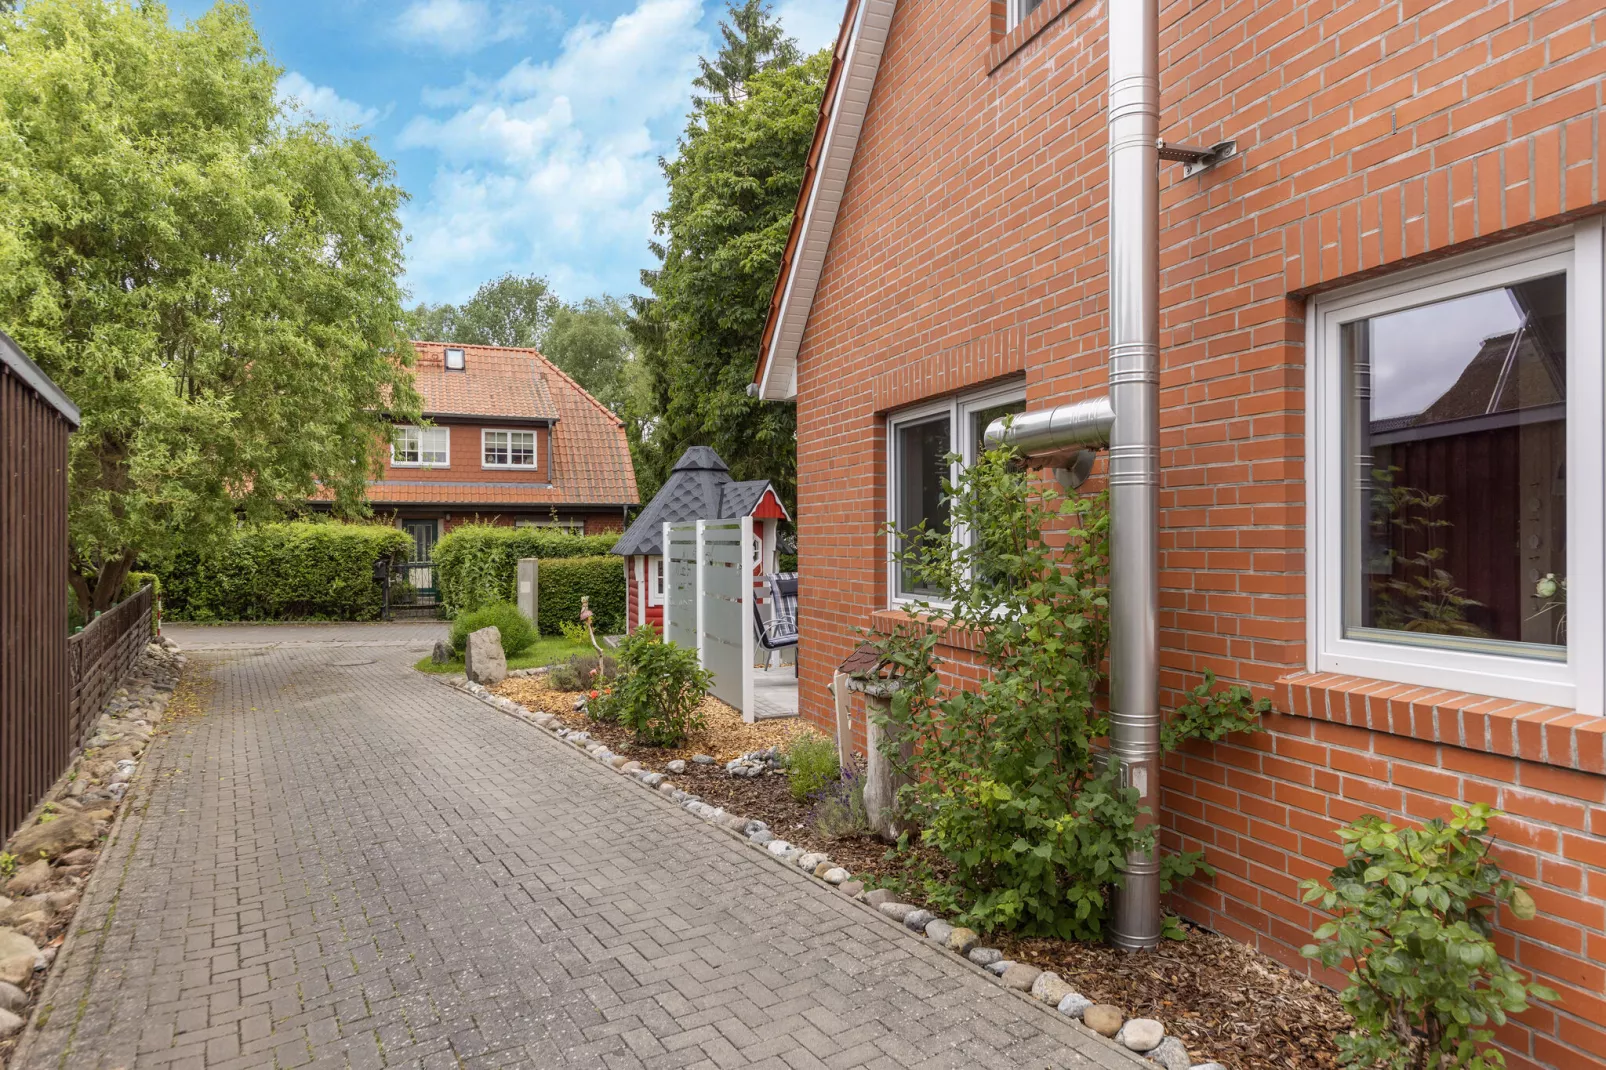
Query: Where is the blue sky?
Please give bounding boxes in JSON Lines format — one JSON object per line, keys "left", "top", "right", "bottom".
{"left": 165, "top": 0, "right": 843, "bottom": 308}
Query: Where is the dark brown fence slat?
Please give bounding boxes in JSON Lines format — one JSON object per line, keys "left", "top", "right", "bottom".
{"left": 66, "top": 585, "right": 153, "bottom": 752}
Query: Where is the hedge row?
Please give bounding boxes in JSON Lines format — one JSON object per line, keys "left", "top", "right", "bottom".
{"left": 158, "top": 523, "right": 410, "bottom": 622}
{"left": 432, "top": 524, "right": 618, "bottom": 618}
{"left": 537, "top": 556, "right": 626, "bottom": 636}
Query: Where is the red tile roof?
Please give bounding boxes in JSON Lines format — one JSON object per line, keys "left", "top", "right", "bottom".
{"left": 318, "top": 341, "right": 639, "bottom": 509}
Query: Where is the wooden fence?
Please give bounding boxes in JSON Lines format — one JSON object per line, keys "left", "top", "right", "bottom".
{"left": 2, "top": 332, "right": 79, "bottom": 841}
{"left": 68, "top": 584, "right": 155, "bottom": 751}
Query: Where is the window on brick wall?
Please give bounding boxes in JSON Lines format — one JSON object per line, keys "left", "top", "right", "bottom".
{"left": 1310, "top": 224, "right": 1605, "bottom": 712}
{"left": 886, "top": 381, "right": 1026, "bottom": 604}
{"left": 392, "top": 426, "right": 449, "bottom": 467}
{"left": 1007, "top": 0, "right": 1047, "bottom": 30}
{"left": 482, "top": 429, "right": 538, "bottom": 468}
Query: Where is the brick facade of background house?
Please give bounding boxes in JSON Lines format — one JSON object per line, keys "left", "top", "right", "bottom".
{"left": 769, "top": 2, "right": 1606, "bottom": 1066}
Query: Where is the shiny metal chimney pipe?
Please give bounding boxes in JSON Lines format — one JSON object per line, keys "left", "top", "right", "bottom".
{"left": 1104, "top": 0, "right": 1163, "bottom": 952}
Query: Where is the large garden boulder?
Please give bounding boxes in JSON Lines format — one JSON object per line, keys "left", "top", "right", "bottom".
{"left": 7, "top": 813, "right": 100, "bottom": 863}
{"left": 464, "top": 627, "right": 507, "bottom": 685}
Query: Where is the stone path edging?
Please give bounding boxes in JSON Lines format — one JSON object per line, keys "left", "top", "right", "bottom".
{"left": 437, "top": 674, "right": 1222, "bottom": 1070}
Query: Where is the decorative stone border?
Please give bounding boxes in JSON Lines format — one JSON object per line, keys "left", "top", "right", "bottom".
{"left": 445, "top": 677, "right": 1226, "bottom": 1070}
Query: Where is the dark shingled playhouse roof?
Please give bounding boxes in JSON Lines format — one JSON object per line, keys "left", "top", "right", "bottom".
{"left": 611, "top": 447, "right": 785, "bottom": 557}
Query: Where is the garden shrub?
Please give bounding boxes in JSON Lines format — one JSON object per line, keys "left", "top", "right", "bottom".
{"left": 866, "top": 446, "right": 1268, "bottom": 940}
{"left": 1300, "top": 805, "right": 1555, "bottom": 1070}
{"left": 447, "top": 602, "right": 535, "bottom": 658}
{"left": 431, "top": 524, "right": 618, "bottom": 616}
{"left": 537, "top": 556, "right": 626, "bottom": 636}
{"left": 810, "top": 767, "right": 871, "bottom": 839}
{"left": 157, "top": 522, "right": 408, "bottom": 621}
{"left": 784, "top": 731, "right": 839, "bottom": 802}
{"left": 547, "top": 652, "right": 620, "bottom": 691}
{"left": 590, "top": 628, "right": 711, "bottom": 746}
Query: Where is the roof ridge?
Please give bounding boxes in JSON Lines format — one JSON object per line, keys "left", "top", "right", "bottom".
{"left": 530, "top": 348, "right": 626, "bottom": 427}
{"left": 410, "top": 339, "right": 546, "bottom": 355}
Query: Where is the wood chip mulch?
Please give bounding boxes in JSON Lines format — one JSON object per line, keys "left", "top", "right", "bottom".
{"left": 491, "top": 671, "right": 1349, "bottom": 1070}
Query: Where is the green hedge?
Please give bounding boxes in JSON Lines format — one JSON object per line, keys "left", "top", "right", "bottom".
{"left": 538, "top": 556, "right": 626, "bottom": 636}
{"left": 432, "top": 523, "right": 618, "bottom": 617}
{"left": 158, "top": 522, "right": 410, "bottom": 621}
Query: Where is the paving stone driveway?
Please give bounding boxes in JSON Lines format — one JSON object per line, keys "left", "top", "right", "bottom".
{"left": 19, "top": 628, "right": 1135, "bottom": 1070}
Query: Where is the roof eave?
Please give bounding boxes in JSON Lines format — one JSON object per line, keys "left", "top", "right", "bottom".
{"left": 0, "top": 330, "right": 80, "bottom": 427}
{"left": 754, "top": 0, "right": 897, "bottom": 403}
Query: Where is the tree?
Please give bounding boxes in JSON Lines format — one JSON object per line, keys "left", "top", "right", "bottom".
{"left": 0, "top": 0, "right": 421, "bottom": 613}
{"left": 542, "top": 296, "right": 635, "bottom": 413}
{"left": 693, "top": 0, "right": 800, "bottom": 109}
{"left": 631, "top": 10, "right": 825, "bottom": 507}
{"left": 403, "top": 273, "right": 558, "bottom": 349}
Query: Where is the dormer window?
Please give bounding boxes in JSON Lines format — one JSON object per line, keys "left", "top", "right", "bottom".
{"left": 444, "top": 347, "right": 465, "bottom": 371}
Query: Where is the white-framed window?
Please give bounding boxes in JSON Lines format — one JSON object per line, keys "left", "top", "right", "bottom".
{"left": 1308, "top": 223, "right": 1605, "bottom": 713}
{"left": 482, "top": 429, "right": 538, "bottom": 469}
{"left": 392, "top": 425, "right": 450, "bottom": 467}
{"left": 1007, "top": 0, "right": 1047, "bottom": 30}
{"left": 886, "top": 380, "right": 1027, "bottom": 605}
{"left": 445, "top": 347, "right": 465, "bottom": 370}
{"left": 649, "top": 556, "right": 664, "bottom": 606}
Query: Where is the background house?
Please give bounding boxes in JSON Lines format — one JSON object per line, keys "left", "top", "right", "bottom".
{"left": 611, "top": 446, "right": 789, "bottom": 632}
{"left": 316, "top": 340, "right": 638, "bottom": 592}
{"left": 752, "top": 3, "right": 1606, "bottom": 1068}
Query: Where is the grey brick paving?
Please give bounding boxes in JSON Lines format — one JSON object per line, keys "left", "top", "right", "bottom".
{"left": 19, "top": 638, "right": 1137, "bottom": 1070}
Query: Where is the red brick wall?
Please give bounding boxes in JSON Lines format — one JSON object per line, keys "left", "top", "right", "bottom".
{"left": 791, "top": 1, "right": 1606, "bottom": 1066}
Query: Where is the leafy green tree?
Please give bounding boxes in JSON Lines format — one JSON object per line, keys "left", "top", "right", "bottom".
{"left": 404, "top": 273, "right": 558, "bottom": 349}
{"left": 542, "top": 296, "right": 634, "bottom": 412}
{"left": 631, "top": 7, "right": 825, "bottom": 507}
{"left": 0, "top": 0, "right": 420, "bottom": 613}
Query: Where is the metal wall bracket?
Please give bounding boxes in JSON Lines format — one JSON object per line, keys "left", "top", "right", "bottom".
{"left": 1157, "top": 138, "right": 1237, "bottom": 178}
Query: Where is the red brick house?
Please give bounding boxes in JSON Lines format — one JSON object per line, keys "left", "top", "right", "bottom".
{"left": 753, "top": 2, "right": 1605, "bottom": 1067}
{"left": 327, "top": 341, "right": 638, "bottom": 568}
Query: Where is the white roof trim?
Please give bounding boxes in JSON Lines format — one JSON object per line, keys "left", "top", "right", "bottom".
{"left": 758, "top": 0, "right": 897, "bottom": 401}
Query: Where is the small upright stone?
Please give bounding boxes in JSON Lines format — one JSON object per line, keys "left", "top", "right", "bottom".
{"left": 1057, "top": 993, "right": 1093, "bottom": 1019}
{"left": 0, "top": 979, "right": 25, "bottom": 1012}
{"left": 877, "top": 902, "right": 916, "bottom": 921}
{"left": 1000, "top": 963, "right": 1041, "bottom": 992}
{"left": 839, "top": 880, "right": 864, "bottom": 897}
{"left": 665, "top": 760, "right": 686, "bottom": 774}
{"left": 902, "top": 909, "right": 934, "bottom": 931}
{"left": 813, "top": 861, "right": 835, "bottom": 878}
{"left": 985, "top": 959, "right": 1013, "bottom": 976}
{"left": 0, "top": 1005, "right": 23, "bottom": 1038}
{"left": 822, "top": 867, "right": 849, "bottom": 884}
{"left": 690, "top": 754, "right": 715, "bottom": 765}
{"left": 463, "top": 627, "right": 507, "bottom": 685}
{"left": 924, "top": 919, "right": 953, "bottom": 945}
{"left": 766, "top": 839, "right": 794, "bottom": 856}
{"left": 748, "top": 830, "right": 774, "bottom": 846}
{"left": 863, "top": 888, "right": 895, "bottom": 908}
{"left": 1146, "top": 1035, "right": 1191, "bottom": 1070}
{"left": 1082, "top": 1005, "right": 1124, "bottom": 1038}
{"left": 946, "top": 927, "right": 978, "bottom": 955}
{"left": 430, "top": 639, "right": 452, "bottom": 664}
{"left": 968, "top": 947, "right": 1002, "bottom": 967}
{"left": 1031, "top": 971, "right": 1075, "bottom": 1006}
{"left": 796, "top": 852, "right": 828, "bottom": 871}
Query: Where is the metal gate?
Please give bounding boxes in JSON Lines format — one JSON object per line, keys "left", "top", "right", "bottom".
{"left": 397, "top": 519, "right": 441, "bottom": 613}
{"left": 663, "top": 518, "right": 756, "bottom": 720}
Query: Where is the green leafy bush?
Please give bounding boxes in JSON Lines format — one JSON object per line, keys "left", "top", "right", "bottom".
{"left": 868, "top": 446, "right": 1268, "bottom": 940}
{"left": 537, "top": 556, "right": 626, "bottom": 636}
{"left": 448, "top": 602, "right": 536, "bottom": 658}
{"left": 431, "top": 524, "right": 618, "bottom": 616}
{"left": 157, "top": 522, "right": 408, "bottom": 621}
{"left": 591, "top": 628, "right": 711, "bottom": 746}
{"left": 122, "top": 571, "right": 161, "bottom": 600}
{"left": 547, "top": 652, "right": 620, "bottom": 691}
{"left": 784, "top": 731, "right": 839, "bottom": 802}
{"left": 1300, "top": 805, "right": 1555, "bottom": 1070}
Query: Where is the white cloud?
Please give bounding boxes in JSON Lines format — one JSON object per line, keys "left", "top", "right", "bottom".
{"left": 775, "top": 0, "right": 844, "bottom": 53}
{"left": 398, "top": 0, "right": 707, "bottom": 303}
{"left": 394, "top": 0, "right": 532, "bottom": 56}
{"left": 276, "top": 72, "right": 382, "bottom": 130}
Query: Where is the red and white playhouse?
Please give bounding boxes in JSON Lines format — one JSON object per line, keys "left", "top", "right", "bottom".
{"left": 611, "top": 447, "right": 790, "bottom": 632}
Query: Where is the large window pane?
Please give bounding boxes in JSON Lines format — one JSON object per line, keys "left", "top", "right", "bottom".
{"left": 1344, "top": 272, "right": 1567, "bottom": 655}
{"left": 895, "top": 415, "right": 951, "bottom": 596}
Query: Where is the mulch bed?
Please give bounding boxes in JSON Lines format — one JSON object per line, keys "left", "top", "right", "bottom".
{"left": 491, "top": 671, "right": 1348, "bottom": 1070}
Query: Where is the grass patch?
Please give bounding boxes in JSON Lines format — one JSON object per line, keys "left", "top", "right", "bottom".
{"left": 414, "top": 634, "right": 595, "bottom": 674}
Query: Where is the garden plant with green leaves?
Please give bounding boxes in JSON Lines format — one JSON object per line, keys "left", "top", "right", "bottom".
{"left": 589, "top": 628, "right": 712, "bottom": 747}
{"left": 865, "top": 444, "right": 1271, "bottom": 940}
{"left": 1300, "top": 804, "right": 1555, "bottom": 1070}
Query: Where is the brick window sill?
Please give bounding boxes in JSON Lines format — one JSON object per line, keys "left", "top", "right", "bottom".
{"left": 988, "top": 0, "right": 1081, "bottom": 73}
{"left": 870, "top": 607, "right": 985, "bottom": 653}
{"left": 1278, "top": 671, "right": 1605, "bottom": 776}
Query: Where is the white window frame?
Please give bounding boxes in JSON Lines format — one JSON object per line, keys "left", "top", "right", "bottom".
{"left": 1307, "top": 222, "right": 1604, "bottom": 714}
{"left": 391, "top": 425, "right": 450, "bottom": 468}
{"left": 885, "top": 379, "right": 1027, "bottom": 608}
{"left": 1007, "top": 0, "right": 1047, "bottom": 31}
{"left": 444, "top": 347, "right": 465, "bottom": 370}
{"left": 648, "top": 556, "right": 664, "bottom": 607}
{"left": 481, "top": 428, "right": 539, "bottom": 470}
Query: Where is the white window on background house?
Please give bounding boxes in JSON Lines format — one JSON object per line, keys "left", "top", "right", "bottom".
{"left": 1309, "top": 223, "right": 1605, "bottom": 712}
{"left": 483, "top": 429, "right": 537, "bottom": 468}
{"left": 1007, "top": 0, "right": 1047, "bottom": 30}
{"left": 392, "top": 426, "right": 449, "bottom": 467}
{"left": 886, "top": 380, "right": 1026, "bottom": 604}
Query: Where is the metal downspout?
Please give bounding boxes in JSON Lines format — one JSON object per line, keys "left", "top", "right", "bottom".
{"left": 1104, "top": 0, "right": 1163, "bottom": 952}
